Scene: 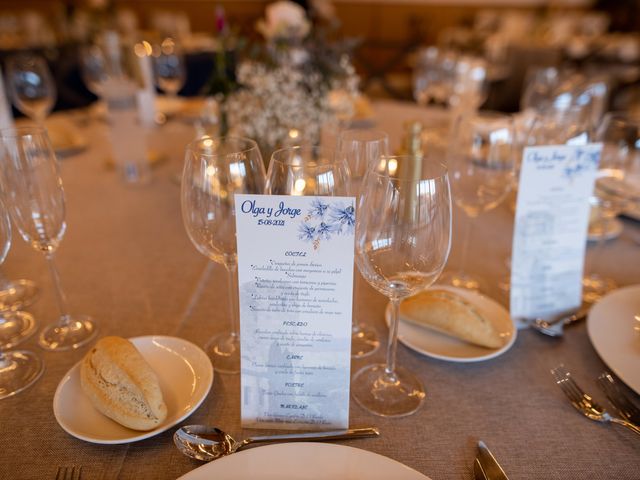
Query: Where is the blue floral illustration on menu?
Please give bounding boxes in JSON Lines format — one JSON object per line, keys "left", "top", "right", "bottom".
{"left": 563, "top": 147, "right": 600, "bottom": 181}
{"left": 298, "top": 198, "right": 355, "bottom": 250}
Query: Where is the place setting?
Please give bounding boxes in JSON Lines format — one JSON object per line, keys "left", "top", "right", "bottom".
{"left": 1, "top": 1, "right": 640, "bottom": 479}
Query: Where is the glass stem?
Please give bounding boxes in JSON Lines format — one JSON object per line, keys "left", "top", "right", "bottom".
{"left": 225, "top": 262, "right": 240, "bottom": 338}
{"left": 45, "top": 253, "right": 71, "bottom": 326}
{"left": 0, "top": 269, "right": 10, "bottom": 291}
{"left": 589, "top": 210, "right": 608, "bottom": 276}
{"left": 384, "top": 297, "right": 401, "bottom": 380}
{"left": 459, "top": 215, "right": 475, "bottom": 274}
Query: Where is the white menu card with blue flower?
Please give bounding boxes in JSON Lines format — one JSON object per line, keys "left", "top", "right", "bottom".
{"left": 235, "top": 194, "right": 355, "bottom": 429}
{"left": 510, "top": 143, "right": 601, "bottom": 326}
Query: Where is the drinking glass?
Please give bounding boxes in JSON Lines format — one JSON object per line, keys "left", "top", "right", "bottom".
{"left": 0, "top": 273, "right": 39, "bottom": 313}
{"left": 265, "top": 145, "right": 350, "bottom": 196}
{"left": 0, "top": 127, "right": 97, "bottom": 350}
{"left": 337, "top": 129, "right": 389, "bottom": 357}
{"left": 520, "top": 66, "right": 560, "bottom": 112}
{"left": 153, "top": 37, "right": 186, "bottom": 99}
{"left": 352, "top": 155, "right": 451, "bottom": 417}
{"left": 79, "top": 44, "right": 109, "bottom": 97}
{"left": 182, "top": 136, "right": 266, "bottom": 374}
{"left": 5, "top": 53, "right": 56, "bottom": 124}
{"left": 0, "top": 205, "right": 43, "bottom": 399}
{"left": 448, "top": 55, "right": 488, "bottom": 114}
{"left": 441, "top": 112, "right": 515, "bottom": 291}
{"left": 583, "top": 112, "right": 640, "bottom": 302}
{"left": 412, "top": 47, "right": 456, "bottom": 107}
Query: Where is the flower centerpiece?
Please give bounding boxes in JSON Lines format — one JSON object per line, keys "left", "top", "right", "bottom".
{"left": 224, "top": 0, "right": 360, "bottom": 160}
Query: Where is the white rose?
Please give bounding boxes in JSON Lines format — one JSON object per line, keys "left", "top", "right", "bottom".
{"left": 257, "top": 1, "right": 310, "bottom": 40}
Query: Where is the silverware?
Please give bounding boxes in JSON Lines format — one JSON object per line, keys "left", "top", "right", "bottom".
{"left": 551, "top": 365, "right": 640, "bottom": 436}
{"left": 475, "top": 441, "right": 509, "bottom": 480}
{"left": 55, "top": 466, "right": 81, "bottom": 480}
{"left": 597, "top": 372, "right": 640, "bottom": 425}
{"left": 530, "top": 306, "right": 588, "bottom": 337}
{"left": 174, "top": 425, "right": 380, "bottom": 462}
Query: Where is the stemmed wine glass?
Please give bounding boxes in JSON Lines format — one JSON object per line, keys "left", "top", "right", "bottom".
{"left": 0, "top": 204, "right": 43, "bottom": 399}
{"left": 448, "top": 56, "right": 488, "bottom": 114}
{"left": 412, "top": 47, "right": 457, "bottom": 107}
{"left": 5, "top": 53, "right": 56, "bottom": 125}
{"left": 79, "top": 44, "right": 109, "bottom": 98}
{"left": 0, "top": 271, "right": 39, "bottom": 314}
{"left": 265, "top": 145, "right": 350, "bottom": 196}
{"left": 153, "top": 37, "right": 186, "bottom": 102}
{"left": 181, "top": 136, "right": 266, "bottom": 374}
{"left": 337, "top": 129, "right": 389, "bottom": 357}
{"left": 440, "top": 112, "right": 515, "bottom": 291}
{"left": 583, "top": 112, "right": 640, "bottom": 302}
{"left": 0, "top": 126, "right": 97, "bottom": 350}
{"left": 352, "top": 155, "right": 451, "bottom": 417}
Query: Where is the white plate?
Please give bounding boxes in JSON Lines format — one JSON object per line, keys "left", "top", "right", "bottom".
{"left": 178, "top": 442, "right": 430, "bottom": 480}
{"left": 386, "top": 286, "right": 517, "bottom": 362}
{"left": 587, "top": 285, "right": 640, "bottom": 394}
{"left": 53, "top": 335, "right": 213, "bottom": 444}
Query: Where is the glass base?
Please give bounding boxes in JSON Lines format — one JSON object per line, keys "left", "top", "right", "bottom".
{"left": 205, "top": 332, "right": 240, "bottom": 374}
{"left": 582, "top": 274, "right": 617, "bottom": 305}
{"left": 351, "top": 364, "right": 425, "bottom": 417}
{"left": 0, "top": 350, "right": 44, "bottom": 400}
{"left": 437, "top": 271, "right": 483, "bottom": 291}
{"left": 0, "top": 279, "right": 39, "bottom": 311}
{"left": 38, "top": 315, "right": 98, "bottom": 351}
{"left": 351, "top": 323, "right": 380, "bottom": 358}
{"left": 0, "top": 310, "right": 37, "bottom": 349}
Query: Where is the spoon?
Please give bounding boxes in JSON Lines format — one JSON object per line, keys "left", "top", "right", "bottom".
{"left": 530, "top": 306, "right": 588, "bottom": 337}
{"left": 174, "top": 425, "right": 380, "bottom": 462}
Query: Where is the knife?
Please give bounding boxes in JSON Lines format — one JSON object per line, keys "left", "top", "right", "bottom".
{"left": 475, "top": 440, "right": 510, "bottom": 480}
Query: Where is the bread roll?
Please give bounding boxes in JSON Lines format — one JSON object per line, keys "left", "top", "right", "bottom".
{"left": 80, "top": 336, "right": 168, "bottom": 431}
{"left": 400, "top": 289, "right": 505, "bottom": 349}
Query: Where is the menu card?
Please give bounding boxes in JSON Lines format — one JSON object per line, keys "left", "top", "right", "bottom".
{"left": 235, "top": 194, "right": 355, "bottom": 430}
{"left": 510, "top": 144, "right": 601, "bottom": 326}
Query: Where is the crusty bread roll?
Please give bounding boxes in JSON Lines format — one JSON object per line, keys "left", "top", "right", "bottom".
{"left": 400, "top": 289, "right": 505, "bottom": 349}
{"left": 80, "top": 336, "right": 168, "bottom": 431}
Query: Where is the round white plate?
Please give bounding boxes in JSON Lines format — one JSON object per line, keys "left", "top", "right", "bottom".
{"left": 386, "top": 286, "right": 516, "bottom": 362}
{"left": 178, "top": 442, "right": 430, "bottom": 480}
{"left": 53, "top": 335, "right": 213, "bottom": 444}
{"left": 587, "top": 285, "right": 640, "bottom": 394}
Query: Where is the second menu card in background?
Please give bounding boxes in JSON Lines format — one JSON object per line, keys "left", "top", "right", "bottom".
{"left": 235, "top": 194, "right": 356, "bottom": 429}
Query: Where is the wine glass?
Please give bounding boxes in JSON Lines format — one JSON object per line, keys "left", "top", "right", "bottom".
{"left": 79, "top": 44, "right": 109, "bottom": 98}
{"left": 0, "top": 198, "right": 37, "bottom": 349}
{"left": 181, "top": 136, "right": 266, "bottom": 374}
{"left": 448, "top": 55, "right": 488, "bottom": 114}
{"left": 0, "top": 126, "right": 97, "bottom": 351}
{"left": 583, "top": 112, "right": 640, "bottom": 302}
{"left": 412, "top": 47, "right": 456, "bottom": 107}
{"left": 337, "top": 129, "right": 389, "bottom": 357}
{"left": 440, "top": 112, "right": 515, "bottom": 291}
{"left": 265, "top": 145, "right": 350, "bottom": 196}
{"left": 5, "top": 53, "right": 56, "bottom": 125}
{"left": 0, "top": 272, "right": 39, "bottom": 313}
{"left": 352, "top": 155, "right": 451, "bottom": 417}
{"left": 0, "top": 205, "right": 43, "bottom": 399}
{"left": 153, "top": 37, "right": 186, "bottom": 101}
{"left": 520, "top": 66, "right": 560, "bottom": 112}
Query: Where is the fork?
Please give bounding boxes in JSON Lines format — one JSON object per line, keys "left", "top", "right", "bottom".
{"left": 597, "top": 372, "right": 640, "bottom": 425}
{"left": 55, "top": 466, "right": 82, "bottom": 480}
{"left": 551, "top": 365, "right": 640, "bottom": 437}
